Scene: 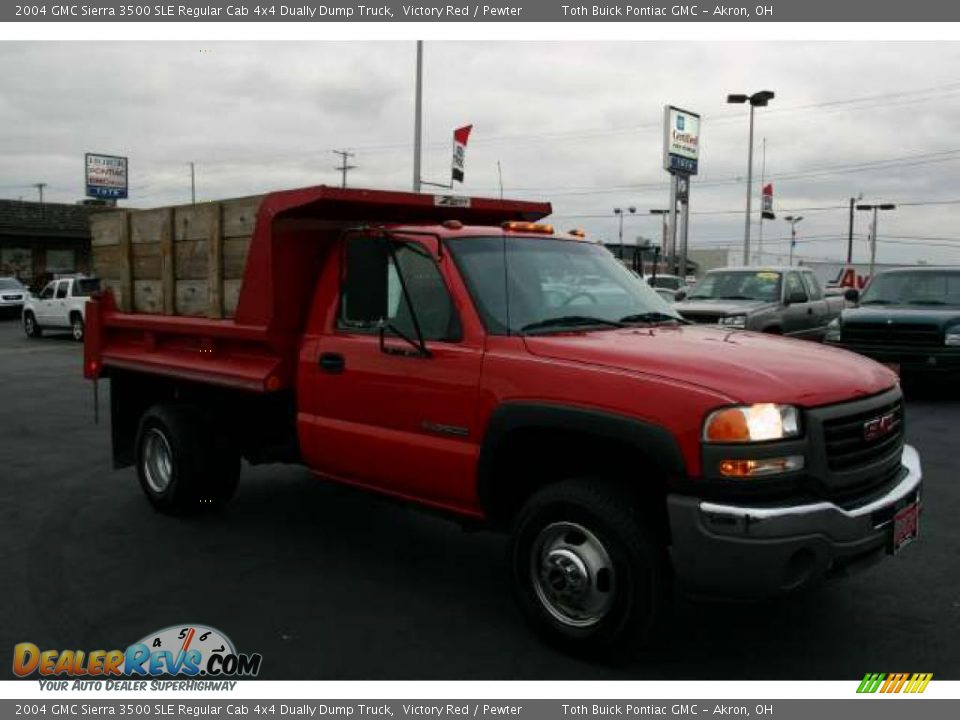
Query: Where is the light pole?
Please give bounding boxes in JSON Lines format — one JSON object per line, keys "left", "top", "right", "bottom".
{"left": 649, "top": 209, "right": 670, "bottom": 272}
{"left": 613, "top": 207, "right": 636, "bottom": 260}
{"left": 784, "top": 215, "right": 803, "bottom": 266}
{"left": 727, "top": 90, "right": 775, "bottom": 266}
{"left": 856, "top": 203, "right": 896, "bottom": 277}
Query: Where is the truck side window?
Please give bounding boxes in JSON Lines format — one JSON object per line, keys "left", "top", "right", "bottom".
{"left": 339, "top": 237, "right": 461, "bottom": 342}
{"left": 56, "top": 281, "right": 69, "bottom": 299}
{"left": 801, "top": 273, "right": 823, "bottom": 300}
{"left": 785, "top": 272, "right": 807, "bottom": 302}
{"left": 40, "top": 283, "right": 55, "bottom": 300}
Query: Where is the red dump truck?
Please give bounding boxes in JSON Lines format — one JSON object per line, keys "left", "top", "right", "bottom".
{"left": 84, "top": 186, "right": 922, "bottom": 657}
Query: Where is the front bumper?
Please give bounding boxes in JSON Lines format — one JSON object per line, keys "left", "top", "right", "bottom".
{"left": 825, "top": 340, "right": 960, "bottom": 372}
{"left": 667, "top": 445, "right": 922, "bottom": 598}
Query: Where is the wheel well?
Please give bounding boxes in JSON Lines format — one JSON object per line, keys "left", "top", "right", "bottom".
{"left": 762, "top": 325, "right": 782, "bottom": 334}
{"left": 482, "top": 426, "right": 669, "bottom": 536}
{"left": 108, "top": 370, "right": 300, "bottom": 470}
{"left": 69, "top": 310, "right": 83, "bottom": 321}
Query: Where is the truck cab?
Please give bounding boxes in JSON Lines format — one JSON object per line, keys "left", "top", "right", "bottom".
{"left": 83, "top": 187, "right": 922, "bottom": 659}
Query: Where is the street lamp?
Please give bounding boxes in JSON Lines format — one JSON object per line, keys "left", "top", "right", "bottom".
{"left": 784, "top": 215, "right": 803, "bottom": 266}
{"left": 649, "top": 209, "right": 670, "bottom": 272}
{"left": 727, "top": 90, "right": 775, "bottom": 266}
{"left": 613, "top": 207, "right": 636, "bottom": 259}
{"left": 856, "top": 203, "right": 896, "bottom": 277}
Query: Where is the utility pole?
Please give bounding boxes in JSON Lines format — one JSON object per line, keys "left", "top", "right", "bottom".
{"left": 189, "top": 162, "right": 196, "bottom": 205}
{"left": 413, "top": 40, "right": 423, "bottom": 192}
{"left": 497, "top": 160, "right": 504, "bottom": 199}
{"left": 34, "top": 183, "right": 47, "bottom": 204}
{"left": 856, "top": 203, "right": 896, "bottom": 278}
{"left": 332, "top": 150, "right": 357, "bottom": 188}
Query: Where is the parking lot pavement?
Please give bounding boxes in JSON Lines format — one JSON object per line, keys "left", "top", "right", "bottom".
{"left": 0, "top": 316, "right": 957, "bottom": 681}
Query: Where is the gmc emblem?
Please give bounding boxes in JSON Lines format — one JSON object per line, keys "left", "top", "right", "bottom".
{"left": 864, "top": 412, "right": 896, "bottom": 442}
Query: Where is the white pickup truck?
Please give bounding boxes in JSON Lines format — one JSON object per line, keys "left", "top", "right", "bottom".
{"left": 23, "top": 276, "right": 100, "bottom": 341}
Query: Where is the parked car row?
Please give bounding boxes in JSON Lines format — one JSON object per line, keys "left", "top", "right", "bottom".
{"left": 642, "top": 264, "right": 960, "bottom": 379}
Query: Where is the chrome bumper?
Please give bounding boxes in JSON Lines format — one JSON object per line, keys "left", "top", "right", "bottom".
{"left": 667, "top": 445, "right": 922, "bottom": 597}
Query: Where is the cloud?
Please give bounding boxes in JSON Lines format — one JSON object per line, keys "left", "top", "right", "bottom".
{"left": 2, "top": 41, "right": 959, "bottom": 264}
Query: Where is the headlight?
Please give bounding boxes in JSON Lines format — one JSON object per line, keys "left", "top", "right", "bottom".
{"left": 825, "top": 318, "right": 841, "bottom": 342}
{"left": 703, "top": 404, "right": 801, "bottom": 443}
{"left": 717, "top": 315, "right": 747, "bottom": 328}
{"left": 945, "top": 328, "right": 960, "bottom": 346}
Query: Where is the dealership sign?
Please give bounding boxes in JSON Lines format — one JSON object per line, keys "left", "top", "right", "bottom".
{"left": 663, "top": 106, "right": 700, "bottom": 175}
{"left": 85, "top": 153, "right": 128, "bottom": 199}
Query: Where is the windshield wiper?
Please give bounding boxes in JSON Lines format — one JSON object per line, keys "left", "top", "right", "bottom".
{"left": 860, "top": 299, "right": 892, "bottom": 305}
{"left": 619, "top": 312, "right": 685, "bottom": 325}
{"left": 907, "top": 299, "right": 948, "bottom": 305}
{"left": 520, "top": 316, "right": 625, "bottom": 334}
{"left": 717, "top": 295, "right": 755, "bottom": 300}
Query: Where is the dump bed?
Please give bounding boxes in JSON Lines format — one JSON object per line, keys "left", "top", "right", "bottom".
{"left": 85, "top": 185, "right": 551, "bottom": 392}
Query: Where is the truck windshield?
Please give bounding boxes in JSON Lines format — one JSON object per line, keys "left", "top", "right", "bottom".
{"left": 861, "top": 270, "right": 960, "bottom": 306}
{"left": 688, "top": 271, "right": 781, "bottom": 302}
{"left": 447, "top": 237, "right": 682, "bottom": 335}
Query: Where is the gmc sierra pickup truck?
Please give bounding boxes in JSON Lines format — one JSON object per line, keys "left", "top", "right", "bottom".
{"left": 674, "top": 266, "right": 844, "bottom": 339}
{"left": 84, "top": 187, "right": 922, "bottom": 658}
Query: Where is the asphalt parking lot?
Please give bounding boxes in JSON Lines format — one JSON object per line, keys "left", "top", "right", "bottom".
{"left": 0, "top": 316, "right": 957, "bottom": 681}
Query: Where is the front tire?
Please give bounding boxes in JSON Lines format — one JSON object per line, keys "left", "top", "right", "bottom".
{"left": 70, "top": 313, "right": 84, "bottom": 342}
{"left": 135, "top": 404, "right": 240, "bottom": 515}
{"left": 23, "top": 311, "right": 41, "bottom": 338}
{"left": 511, "top": 479, "right": 669, "bottom": 660}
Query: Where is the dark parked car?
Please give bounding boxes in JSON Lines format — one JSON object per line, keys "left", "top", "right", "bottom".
{"left": 825, "top": 266, "right": 960, "bottom": 375}
{"left": 674, "top": 266, "right": 844, "bottom": 339}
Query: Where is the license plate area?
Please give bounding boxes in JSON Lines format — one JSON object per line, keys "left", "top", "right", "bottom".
{"left": 889, "top": 502, "right": 919, "bottom": 554}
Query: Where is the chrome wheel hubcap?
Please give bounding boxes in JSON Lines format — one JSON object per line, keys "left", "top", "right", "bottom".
{"left": 143, "top": 428, "right": 173, "bottom": 493}
{"left": 531, "top": 521, "right": 615, "bottom": 627}
{"left": 72, "top": 321, "right": 82, "bottom": 339}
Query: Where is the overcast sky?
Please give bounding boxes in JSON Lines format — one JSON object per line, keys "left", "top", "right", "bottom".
{"left": 3, "top": 41, "right": 960, "bottom": 266}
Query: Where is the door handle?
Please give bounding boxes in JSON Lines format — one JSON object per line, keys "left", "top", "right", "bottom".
{"left": 318, "top": 352, "right": 345, "bottom": 374}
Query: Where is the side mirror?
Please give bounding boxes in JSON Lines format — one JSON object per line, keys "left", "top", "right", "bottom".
{"left": 674, "top": 289, "right": 687, "bottom": 302}
{"left": 844, "top": 288, "right": 860, "bottom": 303}
{"left": 786, "top": 291, "right": 807, "bottom": 305}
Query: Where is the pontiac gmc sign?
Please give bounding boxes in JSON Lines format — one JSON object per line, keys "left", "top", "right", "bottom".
{"left": 85, "top": 153, "right": 128, "bottom": 199}
{"left": 663, "top": 106, "right": 700, "bottom": 176}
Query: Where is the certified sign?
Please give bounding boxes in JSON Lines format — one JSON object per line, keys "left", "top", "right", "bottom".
{"left": 85, "top": 153, "right": 128, "bottom": 199}
{"left": 663, "top": 106, "right": 700, "bottom": 176}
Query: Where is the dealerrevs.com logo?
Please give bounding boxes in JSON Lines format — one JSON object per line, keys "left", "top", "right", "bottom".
{"left": 13, "top": 624, "right": 262, "bottom": 680}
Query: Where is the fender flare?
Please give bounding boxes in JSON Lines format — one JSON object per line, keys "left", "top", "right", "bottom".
{"left": 476, "top": 402, "right": 686, "bottom": 515}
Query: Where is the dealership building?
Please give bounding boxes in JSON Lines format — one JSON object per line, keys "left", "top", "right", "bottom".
{"left": 0, "top": 199, "right": 109, "bottom": 287}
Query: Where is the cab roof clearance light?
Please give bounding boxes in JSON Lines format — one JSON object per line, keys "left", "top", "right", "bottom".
{"left": 502, "top": 221, "right": 554, "bottom": 234}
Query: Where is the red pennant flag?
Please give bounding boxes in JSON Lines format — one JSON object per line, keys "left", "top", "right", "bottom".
{"left": 761, "top": 183, "right": 775, "bottom": 219}
{"left": 452, "top": 125, "right": 473, "bottom": 183}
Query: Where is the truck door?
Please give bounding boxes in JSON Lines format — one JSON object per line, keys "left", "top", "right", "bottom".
{"left": 34, "top": 281, "right": 56, "bottom": 324}
{"left": 781, "top": 271, "right": 815, "bottom": 337}
{"left": 51, "top": 280, "right": 70, "bottom": 326}
{"left": 299, "top": 232, "right": 484, "bottom": 512}
{"left": 800, "top": 272, "right": 830, "bottom": 338}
